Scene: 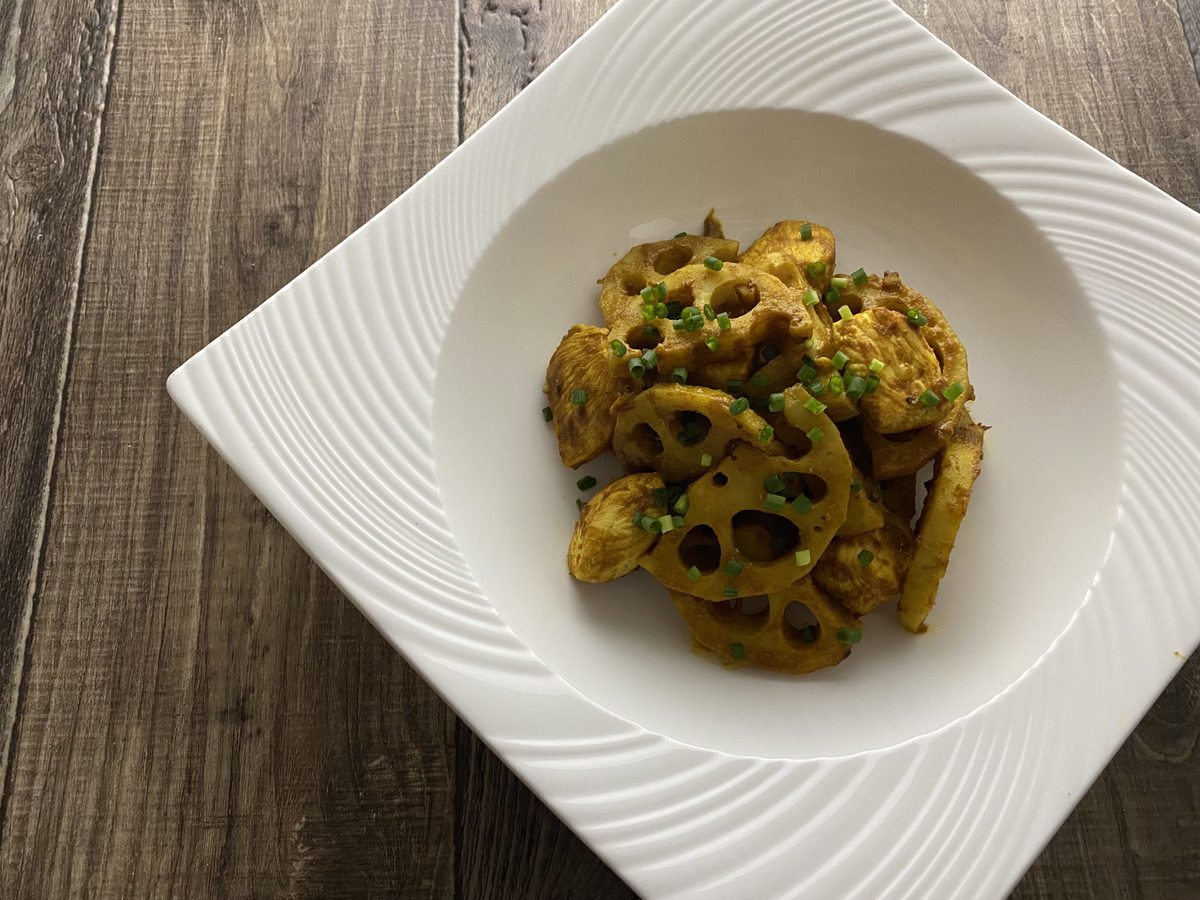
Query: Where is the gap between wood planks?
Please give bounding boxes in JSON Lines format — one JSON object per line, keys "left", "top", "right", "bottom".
{"left": 0, "top": 0, "right": 123, "bottom": 842}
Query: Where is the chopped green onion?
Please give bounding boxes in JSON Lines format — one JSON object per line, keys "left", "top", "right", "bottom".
{"left": 654, "top": 302, "right": 669, "bottom": 318}
{"left": 865, "top": 374, "right": 880, "bottom": 394}
{"left": 797, "top": 625, "right": 818, "bottom": 643}
{"left": 674, "top": 231, "right": 687, "bottom": 238}
{"left": 632, "top": 510, "right": 645, "bottom": 529}
{"left": 705, "top": 336, "right": 721, "bottom": 352}
{"left": 730, "top": 642, "right": 746, "bottom": 661}
{"left": 658, "top": 515, "right": 676, "bottom": 533}
{"left": 764, "top": 474, "right": 786, "bottom": 493}
{"left": 762, "top": 345, "right": 780, "bottom": 362}
{"left": 792, "top": 494, "right": 812, "bottom": 514}
{"left": 686, "top": 565, "right": 702, "bottom": 583}
{"left": 850, "top": 477, "right": 861, "bottom": 493}
{"left": 795, "top": 549, "right": 812, "bottom": 567}
{"left": 671, "top": 366, "right": 689, "bottom": 384}
{"left": 943, "top": 382, "right": 966, "bottom": 402}
{"left": 542, "top": 406, "right": 553, "bottom": 422}
{"left": 828, "top": 374, "right": 844, "bottom": 394}
{"left": 857, "top": 549, "right": 874, "bottom": 566}
{"left": 759, "top": 424, "right": 774, "bottom": 443}
{"left": 724, "top": 585, "right": 739, "bottom": 599}
{"left": 610, "top": 339, "right": 627, "bottom": 357}
{"left": 704, "top": 256, "right": 724, "bottom": 271}
{"left": 796, "top": 364, "right": 816, "bottom": 383}
{"left": 653, "top": 281, "right": 668, "bottom": 301}
{"left": 642, "top": 515, "right": 662, "bottom": 534}
{"left": 641, "top": 349, "right": 659, "bottom": 368}
{"left": 806, "top": 426, "right": 824, "bottom": 443}
{"left": 799, "top": 223, "right": 813, "bottom": 241}
{"left": 768, "top": 392, "right": 785, "bottom": 413}
{"left": 907, "top": 308, "right": 928, "bottom": 327}
{"left": 918, "top": 389, "right": 940, "bottom": 407}
{"left": 698, "top": 303, "right": 712, "bottom": 320}
{"left": 642, "top": 304, "right": 656, "bottom": 321}
{"left": 831, "top": 351, "right": 849, "bottom": 370}
{"left": 808, "top": 261, "right": 826, "bottom": 278}
{"left": 803, "top": 396, "right": 826, "bottom": 415}
{"left": 700, "top": 452, "right": 713, "bottom": 466}
{"left": 643, "top": 325, "right": 660, "bottom": 341}
{"left": 794, "top": 292, "right": 816, "bottom": 312}
{"left": 869, "top": 358, "right": 885, "bottom": 373}
{"left": 724, "top": 559, "right": 744, "bottom": 579}
{"left": 845, "top": 375, "right": 868, "bottom": 399}
{"left": 751, "top": 373, "right": 768, "bottom": 387}
{"left": 764, "top": 493, "right": 786, "bottom": 511}
{"left": 640, "top": 285, "right": 656, "bottom": 303}
{"left": 672, "top": 320, "right": 688, "bottom": 332}
{"left": 851, "top": 267, "right": 868, "bottom": 287}
{"left": 628, "top": 357, "right": 646, "bottom": 378}
{"left": 836, "top": 626, "right": 863, "bottom": 644}
{"left": 673, "top": 494, "right": 689, "bottom": 515}
{"left": 576, "top": 498, "right": 583, "bottom": 511}
{"left": 837, "top": 305, "right": 853, "bottom": 321}
{"left": 576, "top": 475, "right": 597, "bottom": 491}
{"left": 570, "top": 389, "right": 588, "bottom": 406}
{"left": 716, "top": 312, "right": 732, "bottom": 330}
{"left": 729, "top": 397, "right": 750, "bottom": 415}
{"left": 672, "top": 515, "right": 685, "bottom": 528}
{"left": 831, "top": 276, "right": 850, "bottom": 289}
{"left": 825, "top": 286, "right": 840, "bottom": 305}
{"left": 808, "top": 380, "right": 826, "bottom": 397}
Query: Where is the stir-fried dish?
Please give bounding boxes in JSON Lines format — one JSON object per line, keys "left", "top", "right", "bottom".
{"left": 543, "top": 214, "right": 985, "bottom": 674}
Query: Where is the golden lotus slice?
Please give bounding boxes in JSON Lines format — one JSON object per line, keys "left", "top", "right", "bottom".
{"left": 898, "top": 414, "right": 986, "bottom": 633}
{"left": 568, "top": 473, "right": 665, "bottom": 583}
{"left": 840, "top": 465, "right": 885, "bottom": 536}
{"left": 670, "top": 577, "right": 861, "bottom": 675}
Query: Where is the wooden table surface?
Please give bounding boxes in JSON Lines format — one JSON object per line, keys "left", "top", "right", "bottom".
{"left": 3, "top": 1, "right": 1199, "bottom": 897}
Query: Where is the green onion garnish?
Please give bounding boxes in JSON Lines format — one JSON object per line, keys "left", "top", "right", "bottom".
{"left": 658, "top": 515, "right": 675, "bottom": 533}
{"left": 632, "top": 510, "right": 645, "bottom": 529}
{"left": 836, "top": 626, "right": 862, "bottom": 644}
{"left": 642, "top": 515, "right": 662, "bottom": 534}
{"left": 799, "top": 223, "right": 813, "bottom": 241}
{"left": 759, "top": 425, "right": 774, "bottom": 442}
{"left": 837, "top": 305, "right": 852, "bottom": 321}
{"left": 943, "top": 382, "right": 965, "bottom": 402}
{"left": 803, "top": 396, "right": 826, "bottom": 415}
{"left": 542, "top": 406, "right": 553, "bottom": 422}
{"left": 764, "top": 474, "right": 785, "bottom": 493}
{"left": 795, "top": 549, "right": 811, "bottom": 566}
{"left": 764, "top": 493, "right": 786, "bottom": 511}
{"left": 705, "top": 336, "right": 721, "bottom": 352}
{"left": 831, "top": 276, "right": 850, "bottom": 289}
{"left": 674, "top": 231, "right": 687, "bottom": 238}
{"left": 806, "top": 426, "right": 824, "bottom": 443}
{"left": 796, "top": 364, "right": 816, "bottom": 383}
{"left": 724, "top": 559, "right": 744, "bottom": 578}
{"left": 643, "top": 325, "right": 660, "bottom": 341}
{"left": 653, "top": 281, "right": 668, "bottom": 301}
{"left": 831, "top": 351, "right": 849, "bottom": 370}
{"left": 825, "top": 286, "right": 840, "bottom": 305}
{"left": 803, "top": 288, "right": 820, "bottom": 306}
{"left": 865, "top": 375, "right": 880, "bottom": 394}
{"left": 828, "top": 374, "right": 844, "bottom": 394}
{"left": 845, "top": 375, "right": 867, "bottom": 399}
{"left": 907, "top": 308, "right": 928, "bottom": 327}
{"left": 918, "top": 389, "right": 940, "bottom": 407}
{"left": 642, "top": 304, "right": 656, "bottom": 321}
{"left": 768, "top": 392, "right": 785, "bottom": 413}
{"left": 673, "top": 494, "right": 689, "bottom": 515}
{"left": 628, "top": 357, "right": 646, "bottom": 378}
{"left": 640, "top": 285, "right": 655, "bottom": 303}
{"left": 654, "top": 302, "right": 669, "bottom": 318}
{"left": 850, "top": 477, "right": 861, "bottom": 493}
{"left": 671, "top": 366, "right": 689, "bottom": 384}
{"left": 642, "top": 349, "right": 659, "bottom": 368}
{"left": 686, "top": 565, "right": 702, "bottom": 582}
{"left": 724, "top": 585, "right": 739, "bottom": 599}
{"left": 704, "top": 256, "right": 723, "bottom": 271}
{"left": 576, "top": 498, "right": 583, "bottom": 511}
{"left": 857, "top": 549, "right": 874, "bottom": 566}
{"left": 716, "top": 312, "right": 732, "bottom": 331}
{"left": 610, "top": 339, "right": 627, "bottom": 357}
{"left": 751, "top": 373, "right": 768, "bottom": 387}
{"left": 797, "top": 625, "right": 818, "bottom": 643}
{"left": 808, "top": 261, "right": 826, "bottom": 278}
{"left": 848, "top": 268, "right": 865, "bottom": 287}
{"left": 700, "top": 452, "right": 713, "bottom": 466}
{"left": 672, "top": 515, "right": 685, "bottom": 528}
{"left": 792, "top": 494, "right": 812, "bottom": 514}
{"left": 730, "top": 642, "right": 746, "bottom": 660}
{"left": 570, "top": 389, "right": 588, "bottom": 406}
{"left": 577, "top": 475, "right": 597, "bottom": 491}
{"left": 808, "top": 380, "right": 826, "bottom": 397}
{"left": 729, "top": 397, "right": 750, "bottom": 415}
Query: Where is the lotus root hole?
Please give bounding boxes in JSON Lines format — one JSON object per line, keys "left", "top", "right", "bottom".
{"left": 630, "top": 423, "right": 665, "bottom": 458}
{"left": 782, "top": 602, "right": 821, "bottom": 645}
{"left": 710, "top": 279, "right": 761, "bottom": 318}
{"left": 678, "top": 525, "right": 722, "bottom": 573}
{"left": 625, "top": 326, "right": 662, "bottom": 350}
{"left": 712, "top": 472, "right": 729, "bottom": 487}
{"left": 621, "top": 276, "right": 645, "bottom": 297}
{"left": 671, "top": 411, "right": 711, "bottom": 445}
{"left": 652, "top": 245, "right": 693, "bottom": 275}
{"left": 781, "top": 472, "right": 827, "bottom": 502}
{"left": 710, "top": 595, "right": 770, "bottom": 629}
{"left": 732, "top": 511, "right": 800, "bottom": 561}
{"left": 881, "top": 427, "right": 922, "bottom": 444}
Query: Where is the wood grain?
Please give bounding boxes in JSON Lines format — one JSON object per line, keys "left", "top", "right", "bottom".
{"left": 0, "top": 1, "right": 459, "bottom": 897}
{"left": 0, "top": 0, "right": 117, "bottom": 811}
{"left": 1180, "top": 0, "right": 1200, "bottom": 84}
{"left": 0, "top": 0, "right": 1197, "bottom": 898}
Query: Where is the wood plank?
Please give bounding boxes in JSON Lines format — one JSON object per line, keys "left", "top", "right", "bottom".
{"left": 0, "top": 1, "right": 459, "bottom": 897}
{"left": 0, "top": 0, "right": 117, "bottom": 809}
{"left": 1179, "top": 0, "right": 1200, "bottom": 85}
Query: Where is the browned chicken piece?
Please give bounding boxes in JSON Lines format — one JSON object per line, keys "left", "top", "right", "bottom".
{"left": 898, "top": 414, "right": 987, "bottom": 633}
{"left": 738, "top": 220, "right": 836, "bottom": 294}
{"left": 545, "top": 324, "right": 634, "bottom": 468}
{"left": 568, "top": 473, "right": 666, "bottom": 582}
{"left": 813, "top": 512, "right": 915, "bottom": 616}
{"left": 840, "top": 465, "right": 885, "bottom": 536}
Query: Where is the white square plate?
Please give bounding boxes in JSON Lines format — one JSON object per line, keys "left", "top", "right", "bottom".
{"left": 169, "top": 1, "right": 1200, "bottom": 896}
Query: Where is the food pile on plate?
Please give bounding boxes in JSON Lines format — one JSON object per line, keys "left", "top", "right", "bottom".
{"left": 543, "top": 215, "right": 985, "bottom": 674}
